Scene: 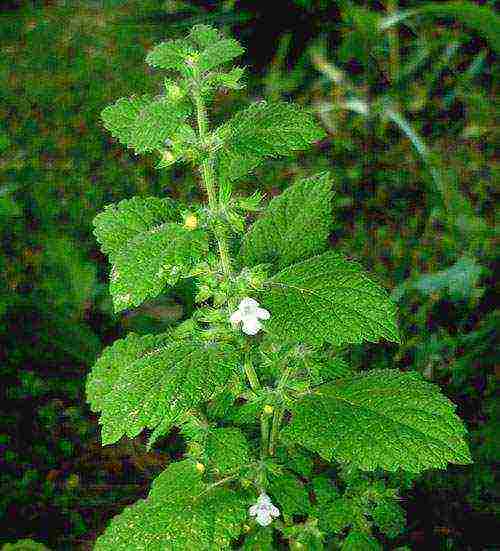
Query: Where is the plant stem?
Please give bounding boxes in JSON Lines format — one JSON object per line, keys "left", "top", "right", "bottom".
{"left": 192, "top": 89, "right": 232, "bottom": 278}
{"left": 387, "top": 0, "right": 400, "bottom": 95}
{"left": 244, "top": 352, "right": 261, "bottom": 393}
{"left": 269, "top": 352, "right": 298, "bottom": 456}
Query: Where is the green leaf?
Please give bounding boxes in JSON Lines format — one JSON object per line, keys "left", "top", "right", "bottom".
{"left": 310, "top": 474, "right": 340, "bottom": 509}
{"left": 145, "top": 38, "right": 195, "bottom": 71}
{"left": 341, "top": 531, "right": 381, "bottom": 551}
{"left": 371, "top": 499, "right": 406, "bottom": 538}
{"left": 207, "top": 67, "right": 246, "bottom": 90}
{"left": 269, "top": 471, "right": 311, "bottom": 516}
{"left": 239, "top": 172, "right": 334, "bottom": 272}
{"left": 94, "top": 460, "right": 249, "bottom": 550}
{"left": 241, "top": 527, "right": 276, "bottom": 550}
{"left": 0, "top": 539, "right": 51, "bottom": 551}
{"left": 261, "top": 251, "right": 400, "bottom": 347}
{"left": 206, "top": 427, "right": 251, "bottom": 475}
{"left": 281, "top": 369, "right": 473, "bottom": 473}
{"left": 100, "top": 95, "right": 191, "bottom": 155}
{"left": 318, "top": 497, "right": 355, "bottom": 533}
{"left": 86, "top": 332, "right": 240, "bottom": 445}
{"left": 287, "top": 447, "right": 314, "bottom": 478}
{"left": 93, "top": 196, "right": 208, "bottom": 312}
{"left": 189, "top": 24, "right": 221, "bottom": 48}
{"left": 198, "top": 38, "right": 245, "bottom": 73}
{"left": 217, "top": 101, "right": 325, "bottom": 182}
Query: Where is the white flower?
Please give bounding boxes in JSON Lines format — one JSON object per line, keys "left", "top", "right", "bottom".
{"left": 248, "top": 492, "right": 280, "bottom": 526}
{"left": 230, "top": 297, "right": 270, "bottom": 335}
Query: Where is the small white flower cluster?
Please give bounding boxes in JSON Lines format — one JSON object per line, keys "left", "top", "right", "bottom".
{"left": 249, "top": 492, "right": 280, "bottom": 526}
{"left": 230, "top": 297, "right": 270, "bottom": 335}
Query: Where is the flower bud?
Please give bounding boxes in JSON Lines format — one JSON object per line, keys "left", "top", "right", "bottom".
{"left": 184, "top": 213, "right": 198, "bottom": 230}
{"left": 263, "top": 405, "right": 274, "bottom": 415}
{"left": 195, "top": 462, "right": 205, "bottom": 473}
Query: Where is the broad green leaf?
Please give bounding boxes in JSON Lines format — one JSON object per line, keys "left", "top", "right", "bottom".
{"left": 198, "top": 38, "right": 245, "bottom": 72}
{"left": 207, "top": 67, "right": 245, "bottom": 90}
{"left": 310, "top": 475, "right": 340, "bottom": 509}
{"left": 281, "top": 369, "right": 473, "bottom": 473}
{"left": 128, "top": 96, "right": 192, "bottom": 153}
{"left": 93, "top": 196, "right": 179, "bottom": 257}
{"left": 94, "top": 460, "right": 249, "bottom": 550}
{"left": 341, "top": 531, "right": 381, "bottom": 551}
{"left": 189, "top": 24, "right": 221, "bottom": 48}
{"left": 101, "top": 95, "right": 191, "bottom": 154}
{"left": 145, "top": 38, "right": 195, "bottom": 71}
{"left": 318, "top": 497, "right": 355, "bottom": 533}
{"left": 216, "top": 101, "right": 325, "bottom": 182}
{"left": 371, "top": 499, "right": 406, "bottom": 538}
{"left": 239, "top": 172, "right": 334, "bottom": 272}
{"left": 206, "top": 427, "right": 251, "bottom": 475}
{"left": 269, "top": 471, "right": 311, "bottom": 516}
{"left": 260, "top": 251, "right": 400, "bottom": 347}
{"left": 93, "top": 196, "right": 208, "bottom": 312}
{"left": 242, "top": 527, "right": 276, "bottom": 550}
{"left": 86, "top": 332, "right": 240, "bottom": 445}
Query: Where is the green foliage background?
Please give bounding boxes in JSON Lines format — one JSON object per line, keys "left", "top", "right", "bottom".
{"left": 0, "top": 0, "right": 497, "bottom": 549}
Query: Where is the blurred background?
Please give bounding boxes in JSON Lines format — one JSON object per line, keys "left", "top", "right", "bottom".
{"left": 0, "top": 0, "right": 497, "bottom": 549}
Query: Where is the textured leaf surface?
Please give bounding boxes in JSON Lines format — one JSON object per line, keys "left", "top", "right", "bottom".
{"left": 281, "top": 369, "right": 473, "bottom": 472}
{"left": 94, "top": 196, "right": 208, "bottom": 312}
{"left": 318, "top": 498, "right": 355, "bottom": 533}
{"left": 94, "top": 460, "right": 249, "bottom": 550}
{"left": 261, "top": 251, "right": 400, "bottom": 346}
{"left": 241, "top": 527, "right": 276, "bottom": 550}
{"left": 217, "top": 101, "right": 325, "bottom": 182}
{"left": 101, "top": 95, "right": 190, "bottom": 154}
{"left": 145, "top": 39, "right": 195, "bottom": 71}
{"left": 269, "top": 472, "right": 310, "bottom": 516}
{"left": 341, "top": 531, "right": 381, "bottom": 551}
{"left": 239, "top": 172, "right": 333, "bottom": 272}
{"left": 146, "top": 25, "right": 244, "bottom": 76}
{"left": 198, "top": 38, "right": 245, "bottom": 72}
{"left": 86, "top": 332, "right": 240, "bottom": 445}
{"left": 206, "top": 427, "right": 251, "bottom": 474}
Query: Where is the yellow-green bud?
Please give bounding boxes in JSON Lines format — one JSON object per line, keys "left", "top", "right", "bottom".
{"left": 184, "top": 213, "right": 198, "bottom": 230}
{"left": 263, "top": 404, "right": 274, "bottom": 415}
{"left": 195, "top": 462, "right": 205, "bottom": 473}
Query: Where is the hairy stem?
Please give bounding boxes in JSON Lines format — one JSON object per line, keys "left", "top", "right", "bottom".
{"left": 269, "top": 354, "right": 298, "bottom": 456}
{"left": 244, "top": 352, "right": 261, "bottom": 393}
{"left": 192, "top": 89, "right": 232, "bottom": 278}
{"left": 387, "top": 0, "right": 400, "bottom": 96}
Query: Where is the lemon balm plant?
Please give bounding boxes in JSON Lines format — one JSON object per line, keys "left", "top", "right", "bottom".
{"left": 86, "top": 25, "right": 472, "bottom": 550}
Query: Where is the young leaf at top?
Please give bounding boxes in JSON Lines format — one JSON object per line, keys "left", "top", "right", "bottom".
{"left": 146, "top": 24, "right": 244, "bottom": 77}
{"left": 94, "top": 460, "right": 250, "bottom": 550}
{"left": 216, "top": 101, "right": 326, "bottom": 182}
{"left": 100, "top": 94, "right": 191, "bottom": 155}
{"left": 281, "top": 369, "right": 473, "bottom": 473}
{"left": 93, "top": 196, "right": 209, "bottom": 312}
{"left": 239, "top": 172, "right": 334, "bottom": 272}
{"left": 86, "top": 331, "right": 240, "bottom": 445}
{"left": 145, "top": 38, "right": 196, "bottom": 72}
{"left": 260, "top": 250, "right": 400, "bottom": 347}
